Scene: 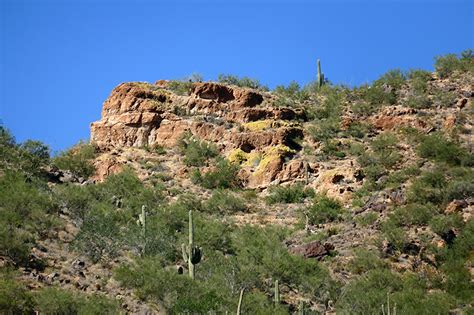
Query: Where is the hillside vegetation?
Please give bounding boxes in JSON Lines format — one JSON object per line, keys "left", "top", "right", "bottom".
{"left": 1, "top": 51, "right": 473, "bottom": 314}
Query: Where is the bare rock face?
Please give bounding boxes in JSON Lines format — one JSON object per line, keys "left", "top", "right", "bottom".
{"left": 90, "top": 81, "right": 306, "bottom": 187}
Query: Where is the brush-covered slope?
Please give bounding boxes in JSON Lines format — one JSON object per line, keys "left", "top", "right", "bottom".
{"left": 1, "top": 51, "right": 473, "bottom": 314}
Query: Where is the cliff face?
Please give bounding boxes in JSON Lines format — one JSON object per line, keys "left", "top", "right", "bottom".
{"left": 91, "top": 74, "right": 473, "bottom": 201}
{"left": 91, "top": 81, "right": 310, "bottom": 187}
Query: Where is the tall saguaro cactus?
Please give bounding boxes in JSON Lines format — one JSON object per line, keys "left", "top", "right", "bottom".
{"left": 317, "top": 59, "right": 325, "bottom": 88}
{"left": 181, "top": 210, "right": 202, "bottom": 279}
{"left": 136, "top": 205, "right": 147, "bottom": 255}
{"left": 236, "top": 288, "right": 245, "bottom": 315}
{"left": 274, "top": 279, "right": 280, "bottom": 305}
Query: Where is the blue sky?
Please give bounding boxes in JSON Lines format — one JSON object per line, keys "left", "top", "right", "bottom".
{"left": 1, "top": 0, "right": 472, "bottom": 152}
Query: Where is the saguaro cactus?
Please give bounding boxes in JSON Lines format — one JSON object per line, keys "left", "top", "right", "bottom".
{"left": 317, "top": 59, "right": 325, "bottom": 88}
{"left": 274, "top": 279, "right": 280, "bottom": 305}
{"left": 136, "top": 205, "right": 147, "bottom": 255}
{"left": 298, "top": 300, "right": 305, "bottom": 315}
{"left": 181, "top": 210, "right": 202, "bottom": 279}
{"left": 236, "top": 288, "right": 245, "bottom": 315}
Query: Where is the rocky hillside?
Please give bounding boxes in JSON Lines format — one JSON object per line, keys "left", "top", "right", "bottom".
{"left": 1, "top": 51, "right": 473, "bottom": 314}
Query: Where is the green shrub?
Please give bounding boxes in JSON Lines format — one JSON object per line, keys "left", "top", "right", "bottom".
{"left": 435, "top": 49, "right": 474, "bottom": 78}
{"left": 359, "top": 69, "right": 406, "bottom": 107}
{"left": 381, "top": 220, "right": 407, "bottom": 251}
{"left": 204, "top": 189, "right": 247, "bottom": 214}
{"left": 405, "top": 93, "right": 432, "bottom": 109}
{"left": 115, "top": 258, "right": 226, "bottom": 313}
{"left": 305, "top": 195, "right": 344, "bottom": 225}
{"left": 375, "top": 69, "right": 407, "bottom": 91}
{"left": 346, "top": 121, "right": 373, "bottom": 139}
{"left": 408, "top": 69, "right": 432, "bottom": 93}
{"left": 308, "top": 119, "right": 340, "bottom": 142}
{"left": 217, "top": 74, "right": 268, "bottom": 91}
{"left": 349, "top": 249, "right": 387, "bottom": 274}
{"left": 0, "top": 127, "right": 50, "bottom": 178}
{"left": 429, "top": 214, "right": 464, "bottom": 236}
{"left": 389, "top": 203, "right": 438, "bottom": 227}
{"left": 167, "top": 74, "right": 202, "bottom": 96}
{"left": 273, "top": 81, "right": 309, "bottom": 107}
{"left": 34, "top": 287, "right": 118, "bottom": 314}
{"left": 266, "top": 183, "right": 314, "bottom": 204}
{"left": 351, "top": 101, "right": 378, "bottom": 116}
{"left": 432, "top": 89, "right": 457, "bottom": 108}
{"left": 0, "top": 269, "right": 33, "bottom": 314}
{"left": 192, "top": 159, "right": 239, "bottom": 189}
{"left": 370, "top": 133, "right": 400, "bottom": 168}
{"left": 408, "top": 169, "right": 447, "bottom": 205}
{"left": 336, "top": 269, "right": 403, "bottom": 313}
{"left": 355, "top": 212, "right": 378, "bottom": 227}
{"left": 53, "top": 142, "right": 96, "bottom": 178}
{"left": 417, "top": 133, "right": 470, "bottom": 166}
{"left": 0, "top": 171, "right": 57, "bottom": 266}
{"left": 72, "top": 204, "right": 123, "bottom": 262}
{"left": 179, "top": 133, "right": 219, "bottom": 166}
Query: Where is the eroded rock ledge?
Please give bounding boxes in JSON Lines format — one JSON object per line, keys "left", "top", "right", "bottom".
{"left": 91, "top": 81, "right": 309, "bottom": 187}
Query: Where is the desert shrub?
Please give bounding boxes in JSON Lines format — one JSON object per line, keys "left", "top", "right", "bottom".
{"left": 305, "top": 195, "right": 344, "bottom": 225}
{"left": 115, "top": 258, "right": 227, "bottom": 313}
{"left": 89, "top": 168, "right": 165, "bottom": 215}
{"left": 405, "top": 93, "right": 432, "bottom": 109}
{"left": 179, "top": 133, "right": 219, "bottom": 166}
{"left": 217, "top": 74, "right": 268, "bottom": 91}
{"left": 349, "top": 248, "right": 387, "bottom": 274}
{"left": 445, "top": 178, "right": 474, "bottom": 201}
{"left": 34, "top": 287, "right": 117, "bottom": 314}
{"left": 351, "top": 100, "right": 378, "bottom": 116}
{"left": 370, "top": 133, "right": 400, "bottom": 168}
{"left": 432, "top": 89, "right": 457, "bottom": 108}
{"left": 375, "top": 69, "right": 406, "bottom": 91}
{"left": 391, "top": 286, "right": 454, "bottom": 315}
{"left": 408, "top": 169, "right": 447, "bottom": 205}
{"left": 192, "top": 159, "right": 239, "bottom": 189}
{"left": 54, "top": 184, "right": 93, "bottom": 221}
{"left": 346, "top": 121, "right": 373, "bottom": 139}
{"left": 381, "top": 220, "right": 407, "bottom": 251}
{"left": 308, "top": 119, "right": 340, "bottom": 142}
{"left": 273, "top": 81, "right": 309, "bottom": 107}
{"left": 266, "top": 183, "right": 315, "bottom": 204}
{"left": 72, "top": 204, "right": 124, "bottom": 262}
{"left": 408, "top": 69, "right": 432, "bottom": 93}
{"left": 0, "top": 171, "right": 57, "bottom": 266}
{"left": 0, "top": 269, "right": 34, "bottom": 314}
{"left": 204, "top": 189, "right": 247, "bottom": 214}
{"left": 167, "top": 74, "right": 202, "bottom": 96}
{"left": 312, "top": 90, "right": 343, "bottom": 120}
{"left": 336, "top": 269, "right": 403, "bottom": 313}
{"left": 231, "top": 226, "right": 339, "bottom": 302}
{"left": 0, "top": 127, "right": 50, "bottom": 178}
{"left": 385, "top": 165, "right": 421, "bottom": 187}
{"left": 389, "top": 203, "right": 438, "bottom": 227}
{"left": 53, "top": 141, "right": 96, "bottom": 178}
{"left": 417, "top": 133, "right": 470, "bottom": 166}
{"left": 355, "top": 212, "right": 378, "bottom": 227}
{"left": 320, "top": 139, "right": 347, "bottom": 159}
{"left": 429, "top": 214, "right": 464, "bottom": 237}
{"left": 435, "top": 49, "right": 474, "bottom": 78}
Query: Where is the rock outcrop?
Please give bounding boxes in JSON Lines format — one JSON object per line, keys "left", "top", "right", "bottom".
{"left": 91, "top": 81, "right": 307, "bottom": 187}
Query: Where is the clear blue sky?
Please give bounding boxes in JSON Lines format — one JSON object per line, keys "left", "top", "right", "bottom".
{"left": 1, "top": 0, "right": 472, "bottom": 152}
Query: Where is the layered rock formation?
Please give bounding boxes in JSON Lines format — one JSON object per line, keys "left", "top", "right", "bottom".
{"left": 91, "top": 81, "right": 309, "bottom": 187}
